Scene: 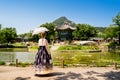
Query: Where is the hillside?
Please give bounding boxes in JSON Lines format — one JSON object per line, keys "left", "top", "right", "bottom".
{"left": 95, "top": 27, "right": 106, "bottom": 32}
{"left": 53, "top": 16, "right": 106, "bottom": 32}
{"left": 53, "top": 16, "right": 75, "bottom": 27}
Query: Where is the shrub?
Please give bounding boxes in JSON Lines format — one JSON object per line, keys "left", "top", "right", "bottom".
{"left": 57, "top": 45, "right": 99, "bottom": 50}
{"left": 58, "top": 45, "right": 81, "bottom": 50}
{"left": 0, "top": 61, "right": 5, "bottom": 65}
{"left": 109, "top": 41, "right": 118, "bottom": 46}
{"left": 18, "top": 62, "right": 30, "bottom": 67}
{"left": 9, "top": 63, "right": 15, "bottom": 66}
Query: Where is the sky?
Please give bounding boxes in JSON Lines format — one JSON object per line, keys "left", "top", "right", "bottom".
{"left": 0, "top": 0, "right": 120, "bottom": 34}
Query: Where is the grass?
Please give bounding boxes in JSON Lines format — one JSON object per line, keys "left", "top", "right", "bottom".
{"left": 52, "top": 51, "right": 120, "bottom": 67}
{"left": 29, "top": 45, "right": 38, "bottom": 51}
{"left": 57, "top": 45, "right": 99, "bottom": 50}
{"left": 9, "top": 62, "right": 33, "bottom": 67}
{"left": 13, "top": 42, "right": 27, "bottom": 46}
{"left": 0, "top": 48, "right": 28, "bottom": 52}
{"left": 28, "top": 45, "right": 52, "bottom": 51}
{"left": 18, "top": 62, "right": 30, "bottom": 67}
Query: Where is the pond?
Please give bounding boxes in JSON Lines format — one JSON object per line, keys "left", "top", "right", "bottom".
{"left": 0, "top": 48, "right": 120, "bottom": 67}
{"left": 0, "top": 48, "right": 35, "bottom": 63}
{"left": 0, "top": 52, "right": 35, "bottom": 63}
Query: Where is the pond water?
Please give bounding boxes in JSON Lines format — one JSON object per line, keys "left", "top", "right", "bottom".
{"left": 0, "top": 48, "right": 120, "bottom": 66}
{"left": 0, "top": 52, "right": 35, "bottom": 63}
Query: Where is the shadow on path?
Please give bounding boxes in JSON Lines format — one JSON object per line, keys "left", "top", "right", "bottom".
{"left": 98, "top": 71, "right": 120, "bottom": 80}
{"left": 84, "top": 71, "right": 101, "bottom": 76}
{"left": 35, "top": 72, "right": 65, "bottom": 77}
{"left": 15, "top": 77, "right": 31, "bottom": 80}
{"left": 54, "top": 71, "right": 98, "bottom": 80}
{"left": 14, "top": 70, "right": 120, "bottom": 80}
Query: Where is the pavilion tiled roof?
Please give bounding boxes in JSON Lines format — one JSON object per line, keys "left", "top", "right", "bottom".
{"left": 56, "top": 22, "right": 76, "bottom": 30}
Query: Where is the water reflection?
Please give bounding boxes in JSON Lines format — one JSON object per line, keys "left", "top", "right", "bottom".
{"left": 0, "top": 52, "right": 35, "bottom": 63}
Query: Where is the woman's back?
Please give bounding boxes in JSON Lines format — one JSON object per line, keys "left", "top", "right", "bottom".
{"left": 38, "top": 38, "right": 46, "bottom": 46}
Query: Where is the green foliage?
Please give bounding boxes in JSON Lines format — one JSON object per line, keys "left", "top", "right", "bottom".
{"left": 40, "top": 23, "right": 56, "bottom": 42}
{"left": 30, "top": 35, "right": 39, "bottom": 42}
{"left": 58, "top": 45, "right": 81, "bottom": 50}
{"left": 52, "top": 51, "right": 118, "bottom": 67}
{"left": 57, "top": 45, "right": 99, "bottom": 50}
{"left": 95, "top": 27, "right": 106, "bottom": 33}
{"left": 18, "top": 32, "right": 36, "bottom": 41}
{"left": 81, "top": 46, "right": 99, "bottom": 50}
{"left": 9, "top": 63, "right": 15, "bottom": 66}
{"left": 13, "top": 42, "right": 26, "bottom": 46}
{"left": 0, "top": 48, "right": 28, "bottom": 52}
{"left": 0, "top": 61, "right": 5, "bottom": 65}
{"left": 0, "top": 27, "right": 17, "bottom": 44}
{"left": 104, "top": 26, "right": 118, "bottom": 39}
{"left": 95, "top": 27, "right": 106, "bottom": 38}
{"left": 73, "top": 54, "right": 91, "bottom": 64}
{"left": 109, "top": 41, "right": 119, "bottom": 46}
{"left": 18, "top": 62, "right": 30, "bottom": 67}
{"left": 73, "top": 24, "right": 97, "bottom": 40}
{"left": 95, "top": 62, "right": 109, "bottom": 67}
{"left": 113, "top": 12, "right": 120, "bottom": 26}
{"left": 112, "top": 12, "right": 120, "bottom": 45}
{"left": 29, "top": 45, "right": 38, "bottom": 51}
{"left": 9, "top": 62, "right": 33, "bottom": 67}
{"left": 0, "top": 24, "right": 2, "bottom": 30}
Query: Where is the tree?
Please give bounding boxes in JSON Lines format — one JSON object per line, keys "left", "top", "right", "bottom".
{"left": 112, "top": 12, "right": 120, "bottom": 45}
{"left": 40, "top": 22, "right": 56, "bottom": 43}
{"left": 30, "top": 34, "right": 39, "bottom": 42}
{"left": 73, "top": 24, "right": 97, "bottom": 40}
{"left": 0, "top": 24, "right": 1, "bottom": 30}
{"left": 95, "top": 27, "right": 106, "bottom": 33}
{"left": 104, "top": 25, "right": 118, "bottom": 39}
{"left": 0, "top": 27, "right": 17, "bottom": 43}
{"left": 18, "top": 30, "right": 39, "bottom": 42}
{"left": 19, "top": 22, "right": 56, "bottom": 43}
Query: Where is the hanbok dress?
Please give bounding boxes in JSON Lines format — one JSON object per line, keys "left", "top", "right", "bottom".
{"left": 34, "top": 38, "right": 53, "bottom": 74}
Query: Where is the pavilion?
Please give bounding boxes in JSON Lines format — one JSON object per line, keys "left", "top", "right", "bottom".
{"left": 56, "top": 22, "right": 76, "bottom": 41}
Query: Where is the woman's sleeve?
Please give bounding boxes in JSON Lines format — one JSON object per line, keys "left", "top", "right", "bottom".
{"left": 45, "top": 39, "right": 51, "bottom": 54}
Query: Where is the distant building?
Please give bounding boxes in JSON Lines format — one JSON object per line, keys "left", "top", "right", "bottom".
{"left": 16, "top": 36, "right": 22, "bottom": 42}
{"left": 16, "top": 36, "right": 29, "bottom": 42}
{"left": 90, "top": 37, "right": 104, "bottom": 41}
{"left": 56, "top": 22, "right": 76, "bottom": 41}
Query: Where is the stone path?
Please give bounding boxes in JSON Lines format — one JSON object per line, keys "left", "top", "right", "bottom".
{"left": 0, "top": 66, "right": 120, "bottom": 80}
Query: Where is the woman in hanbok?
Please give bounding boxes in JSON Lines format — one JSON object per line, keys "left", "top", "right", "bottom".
{"left": 34, "top": 32, "right": 53, "bottom": 75}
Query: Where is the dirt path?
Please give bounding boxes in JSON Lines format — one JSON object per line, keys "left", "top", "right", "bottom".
{"left": 0, "top": 66, "right": 120, "bottom": 80}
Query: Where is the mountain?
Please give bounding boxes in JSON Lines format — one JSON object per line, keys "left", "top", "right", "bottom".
{"left": 53, "top": 17, "right": 106, "bottom": 32}
{"left": 95, "top": 27, "right": 106, "bottom": 32}
{"left": 53, "top": 16, "right": 75, "bottom": 27}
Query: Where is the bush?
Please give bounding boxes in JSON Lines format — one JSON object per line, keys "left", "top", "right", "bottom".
{"left": 57, "top": 45, "right": 99, "bottom": 50}
{"left": 109, "top": 41, "right": 118, "bottom": 46}
{"left": 58, "top": 45, "right": 81, "bottom": 50}
{"left": 9, "top": 63, "right": 15, "bottom": 66}
{"left": 95, "top": 62, "right": 108, "bottom": 67}
{"left": 0, "top": 61, "right": 5, "bottom": 65}
{"left": 18, "top": 62, "right": 30, "bottom": 67}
